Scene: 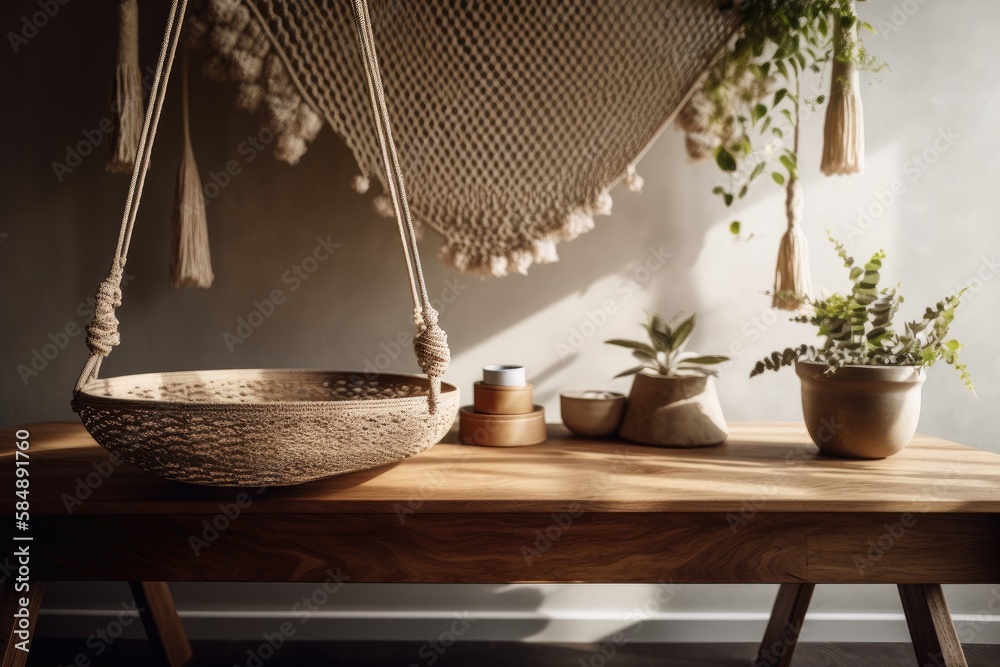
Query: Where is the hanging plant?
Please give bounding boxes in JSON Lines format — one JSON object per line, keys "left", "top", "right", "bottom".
{"left": 678, "top": 0, "right": 886, "bottom": 219}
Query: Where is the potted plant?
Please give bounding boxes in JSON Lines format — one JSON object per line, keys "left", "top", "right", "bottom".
{"left": 607, "top": 313, "right": 730, "bottom": 447}
{"left": 751, "top": 234, "right": 973, "bottom": 459}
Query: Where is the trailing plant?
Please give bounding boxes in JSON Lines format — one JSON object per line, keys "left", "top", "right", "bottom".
{"left": 677, "top": 0, "right": 885, "bottom": 226}
{"left": 607, "top": 313, "right": 730, "bottom": 378}
{"left": 750, "top": 233, "right": 974, "bottom": 390}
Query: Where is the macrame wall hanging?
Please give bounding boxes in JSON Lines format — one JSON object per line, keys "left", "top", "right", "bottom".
{"left": 105, "top": 0, "right": 866, "bottom": 299}
{"left": 175, "top": 0, "right": 740, "bottom": 278}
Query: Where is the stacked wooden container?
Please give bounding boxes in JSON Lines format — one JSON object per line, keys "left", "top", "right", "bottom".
{"left": 459, "top": 365, "right": 547, "bottom": 447}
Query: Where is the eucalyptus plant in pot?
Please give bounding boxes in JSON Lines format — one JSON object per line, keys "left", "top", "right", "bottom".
{"left": 751, "top": 234, "right": 973, "bottom": 459}
{"left": 607, "top": 313, "right": 730, "bottom": 447}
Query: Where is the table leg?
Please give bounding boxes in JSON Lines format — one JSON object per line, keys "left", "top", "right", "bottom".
{"left": 897, "top": 584, "right": 968, "bottom": 667}
{"left": 755, "top": 583, "right": 815, "bottom": 667}
{"left": 1, "top": 577, "right": 43, "bottom": 667}
{"left": 128, "top": 582, "right": 193, "bottom": 667}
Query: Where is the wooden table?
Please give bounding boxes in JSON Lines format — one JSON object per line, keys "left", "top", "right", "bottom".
{"left": 3, "top": 422, "right": 1000, "bottom": 667}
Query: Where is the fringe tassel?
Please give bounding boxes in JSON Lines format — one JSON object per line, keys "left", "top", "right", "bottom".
{"left": 821, "top": 3, "right": 865, "bottom": 176}
{"left": 107, "top": 0, "right": 145, "bottom": 173}
{"left": 171, "top": 48, "right": 214, "bottom": 289}
{"left": 772, "top": 177, "right": 812, "bottom": 311}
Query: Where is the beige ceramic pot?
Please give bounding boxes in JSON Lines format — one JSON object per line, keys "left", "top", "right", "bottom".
{"left": 619, "top": 372, "right": 728, "bottom": 447}
{"left": 560, "top": 390, "right": 626, "bottom": 437}
{"left": 796, "top": 361, "right": 925, "bottom": 459}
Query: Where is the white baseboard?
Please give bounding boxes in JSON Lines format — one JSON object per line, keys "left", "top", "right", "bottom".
{"left": 38, "top": 609, "right": 1000, "bottom": 645}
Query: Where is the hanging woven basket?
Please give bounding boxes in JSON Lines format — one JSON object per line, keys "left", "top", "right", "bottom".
{"left": 72, "top": 0, "right": 457, "bottom": 487}
{"left": 74, "top": 370, "right": 458, "bottom": 486}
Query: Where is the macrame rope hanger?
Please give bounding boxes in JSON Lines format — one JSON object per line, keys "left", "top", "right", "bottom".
{"left": 350, "top": 0, "right": 450, "bottom": 412}
{"left": 77, "top": 0, "right": 450, "bottom": 413}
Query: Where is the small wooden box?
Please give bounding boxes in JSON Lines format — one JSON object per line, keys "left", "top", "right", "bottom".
{"left": 473, "top": 382, "right": 534, "bottom": 415}
{"left": 459, "top": 405, "right": 547, "bottom": 447}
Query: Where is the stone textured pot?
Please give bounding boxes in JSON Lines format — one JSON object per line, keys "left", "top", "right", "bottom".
{"left": 796, "top": 361, "right": 925, "bottom": 459}
{"left": 619, "top": 372, "right": 728, "bottom": 447}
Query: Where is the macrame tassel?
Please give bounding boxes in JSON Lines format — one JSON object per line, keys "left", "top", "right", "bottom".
{"left": 107, "top": 0, "right": 145, "bottom": 173}
{"left": 821, "top": 3, "right": 865, "bottom": 176}
{"left": 171, "top": 48, "right": 214, "bottom": 289}
{"left": 772, "top": 177, "right": 812, "bottom": 311}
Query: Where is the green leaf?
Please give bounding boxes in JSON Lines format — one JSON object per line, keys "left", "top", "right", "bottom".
{"left": 780, "top": 154, "right": 798, "bottom": 178}
{"left": 715, "top": 146, "right": 738, "bottom": 172}
{"left": 723, "top": 193, "right": 734, "bottom": 207}
{"left": 816, "top": 94, "right": 826, "bottom": 105}
{"left": 729, "top": 221, "right": 741, "bottom": 236}
{"left": 771, "top": 172, "right": 785, "bottom": 186}
{"left": 773, "top": 88, "right": 788, "bottom": 107}
{"left": 679, "top": 355, "right": 731, "bottom": 365}
{"left": 752, "top": 103, "right": 768, "bottom": 124}
{"left": 749, "top": 162, "right": 766, "bottom": 181}
{"left": 605, "top": 339, "right": 657, "bottom": 358}
{"left": 613, "top": 365, "right": 647, "bottom": 379}
{"left": 672, "top": 314, "right": 697, "bottom": 351}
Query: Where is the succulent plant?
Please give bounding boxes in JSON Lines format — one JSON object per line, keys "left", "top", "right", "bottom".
{"left": 607, "top": 313, "right": 731, "bottom": 378}
{"left": 750, "top": 233, "right": 974, "bottom": 391}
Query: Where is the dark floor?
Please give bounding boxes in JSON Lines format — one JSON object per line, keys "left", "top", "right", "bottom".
{"left": 24, "top": 639, "right": 1000, "bottom": 666}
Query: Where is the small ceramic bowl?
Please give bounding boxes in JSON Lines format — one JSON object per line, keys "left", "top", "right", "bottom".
{"left": 560, "top": 390, "right": 627, "bottom": 437}
{"left": 483, "top": 364, "right": 527, "bottom": 387}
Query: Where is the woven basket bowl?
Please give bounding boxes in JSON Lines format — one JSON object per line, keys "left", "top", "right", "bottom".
{"left": 73, "top": 369, "right": 459, "bottom": 487}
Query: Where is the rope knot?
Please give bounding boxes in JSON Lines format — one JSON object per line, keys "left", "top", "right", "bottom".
{"left": 414, "top": 307, "right": 450, "bottom": 379}
{"left": 414, "top": 307, "right": 451, "bottom": 413}
{"left": 86, "top": 264, "right": 125, "bottom": 357}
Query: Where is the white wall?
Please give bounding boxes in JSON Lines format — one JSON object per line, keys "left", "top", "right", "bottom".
{"left": 3, "top": 0, "right": 999, "bottom": 645}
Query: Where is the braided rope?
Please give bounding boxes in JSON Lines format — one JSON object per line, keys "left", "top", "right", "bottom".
{"left": 352, "top": 0, "right": 450, "bottom": 412}
{"left": 76, "top": 0, "right": 188, "bottom": 392}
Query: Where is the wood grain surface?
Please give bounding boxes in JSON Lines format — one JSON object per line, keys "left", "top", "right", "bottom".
{"left": 4, "top": 422, "right": 1000, "bottom": 515}
{"left": 26, "top": 511, "right": 1000, "bottom": 584}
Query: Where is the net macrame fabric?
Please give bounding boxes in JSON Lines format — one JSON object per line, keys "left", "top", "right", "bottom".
{"left": 187, "top": 0, "right": 737, "bottom": 275}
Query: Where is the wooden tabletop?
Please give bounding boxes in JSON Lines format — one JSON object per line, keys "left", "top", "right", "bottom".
{"left": 5, "top": 421, "right": 1000, "bottom": 515}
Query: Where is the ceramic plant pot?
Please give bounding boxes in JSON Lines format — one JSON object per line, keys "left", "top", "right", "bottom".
{"left": 560, "top": 390, "right": 627, "bottom": 437}
{"left": 796, "top": 361, "right": 925, "bottom": 459}
{"left": 619, "top": 372, "right": 728, "bottom": 447}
